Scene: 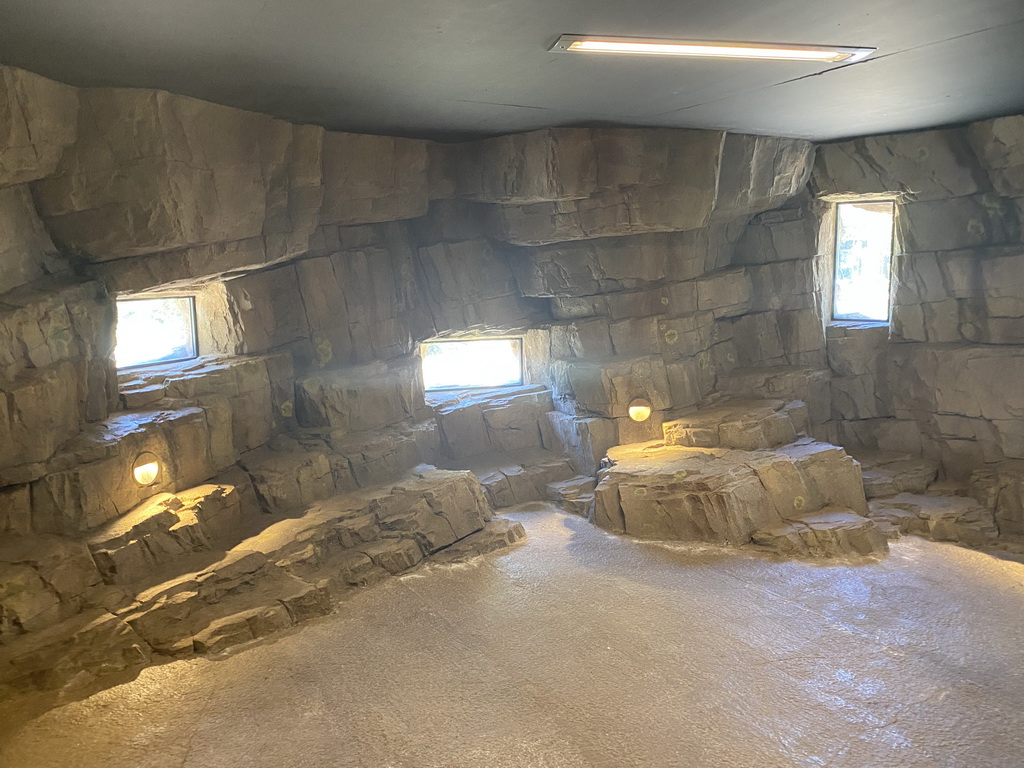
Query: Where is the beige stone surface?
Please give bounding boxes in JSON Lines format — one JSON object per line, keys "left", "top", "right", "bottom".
{"left": 751, "top": 507, "right": 889, "bottom": 558}
{"left": 856, "top": 452, "right": 939, "bottom": 498}
{"left": 0, "top": 185, "right": 67, "bottom": 295}
{"left": 0, "top": 277, "right": 116, "bottom": 472}
{"left": 540, "top": 410, "right": 618, "bottom": 475}
{"left": 813, "top": 129, "right": 985, "bottom": 201}
{"left": 495, "top": 129, "right": 724, "bottom": 245}
{"left": 450, "top": 127, "right": 597, "bottom": 204}
{"left": 296, "top": 356, "right": 425, "bottom": 433}
{"left": 897, "top": 194, "right": 1019, "bottom": 253}
{"left": 594, "top": 433, "right": 870, "bottom": 552}
{"left": 714, "top": 133, "right": 814, "bottom": 218}
{"left": 464, "top": 450, "right": 576, "bottom": 508}
{"left": 663, "top": 398, "right": 805, "bottom": 451}
{"left": 970, "top": 461, "right": 1024, "bottom": 537}
{"left": 0, "top": 609, "right": 149, "bottom": 699}
{"left": 292, "top": 237, "right": 431, "bottom": 367}
{"left": 33, "top": 88, "right": 318, "bottom": 262}
{"left": 319, "top": 132, "right": 429, "bottom": 225}
{"left": 26, "top": 407, "right": 222, "bottom": 534}
{"left": 868, "top": 491, "right": 998, "bottom": 547}
{"left": 734, "top": 206, "right": 819, "bottom": 265}
{"left": 0, "top": 67, "right": 78, "bottom": 187}
{"left": 1, "top": 459, "right": 512, "bottom": 702}
{"left": 550, "top": 355, "right": 672, "bottom": 419}
{"left": 417, "top": 238, "right": 540, "bottom": 330}
{"left": 968, "top": 115, "right": 1024, "bottom": 196}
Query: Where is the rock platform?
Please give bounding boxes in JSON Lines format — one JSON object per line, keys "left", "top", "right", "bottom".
{"left": 592, "top": 397, "right": 889, "bottom": 559}
{"left": 0, "top": 465, "right": 524, "bottom": 702}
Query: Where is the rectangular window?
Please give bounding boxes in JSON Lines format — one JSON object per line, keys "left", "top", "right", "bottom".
{"left": 115, "top": 296, "right": 198, "bottom": 369}
{"left": 832, "top": 201, "right": 895, "bottom": 322}
{"left": 421, "top": 338, "right": 524, "bottom": 391}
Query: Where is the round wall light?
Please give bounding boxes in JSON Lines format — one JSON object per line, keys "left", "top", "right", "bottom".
{"left": 627, "top": 397, "right": 653, "bottom": 423}
{"left": 132, "top": 452, "right": 161, "bottom": 486}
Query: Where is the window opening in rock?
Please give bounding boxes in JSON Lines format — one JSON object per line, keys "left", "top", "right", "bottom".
{"left": 421, "top": 338, "right": 524, "bottom": 391}
{"left": 115, "top": 296, "right": 198, "bottom": 369}
{"left": 832, "top": 201, "right": 895, "bottom": 322}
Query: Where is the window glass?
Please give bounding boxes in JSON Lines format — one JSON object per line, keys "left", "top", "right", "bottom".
{"left": 115, "top": 297, "right": 198, "bottom": 369}
{"left": 421, "top": 338, "right": 523, "bottom": 390}
{"left": 833, "top": 201, "right": 895, "bottom": 322}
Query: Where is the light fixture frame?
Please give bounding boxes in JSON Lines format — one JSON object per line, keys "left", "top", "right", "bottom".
{"left": 549, "top": 35, "right": 874, "bottom": 64}
{"left": 132, "top": 451, "right": 162, "bottom": 487}
{"left": 627, "top": 397, "right": 654, "bottom": 423}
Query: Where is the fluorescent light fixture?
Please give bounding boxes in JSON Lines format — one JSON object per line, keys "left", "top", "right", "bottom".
{"left": 550, "top": 35, "right": 874, "bottom": 63}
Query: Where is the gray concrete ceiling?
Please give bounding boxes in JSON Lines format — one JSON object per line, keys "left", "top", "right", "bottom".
{"left": 1, "top": 0, "right": 1023, "bottom": 142}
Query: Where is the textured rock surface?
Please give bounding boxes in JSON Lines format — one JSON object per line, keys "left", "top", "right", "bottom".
{"left": 663, "top": 398, "right": 806, "bottom": 451}
{"left": 0, "top": 278, "right": 116, "bottom": 473}
{"left": 867, "top": 491, "right": 998, "bottom": 547}
{"left": 295, "top": 357, "right": 425, "bottom": 432}
{"left": 593, "top": 434, "right": 875, "bottom": 557}
{"left": 751, "top": 508, "right": 889, "bottom": 558}
{"left": 857, "top": 452, "right": 939, "bottom": 499}
{"left": 0, "top": 67, "right": 78, "bottom": 187}
{"left": 814, "top": 129, "right": 984, "bottom": 201}
{"left": 967, "top": 115, "right": 1024, "bottom": 196}
{"left": 813, "top": 119, "right": 1024, "bottom": 481}
{"left": 319, "top": 133, "right": 429, "bottom": 225}
{"left": 0, "top": 464, "right": 523, "bottom": 701}
{"left": 467, "top": 451, "right": 576, "bottom": 509}
{"left": 430, "top": 385, "right": 553, "bottom": 460}
{"left": 0, "top": 185, "right": 67, "bottom": 295}
{"left": 545, "top": 475, "right": 596, "bottom": 517}
{"left": 32, "top": 88, "right": 322, "bottom": 264}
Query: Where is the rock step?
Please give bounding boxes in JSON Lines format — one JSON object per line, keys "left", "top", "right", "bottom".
{"left": 458, "top": 449, "right": 576, "bottom": 509}
{"left": 430, "top": 518, "right": 528, "bottom": 564}
{"left": 856, "top": 452, "right": 940, "bottom": 499}
{"left": 428, "top": 385, "right": 555, "bottom": 462}
{"left": 867, "top": 492, "right": 998, "bottom": 547}
{"left": 662, "top": 398, "right": 808, "bottom": 451}
{"left": 86, "top": 484, "right": 245, "bottom": 585}
{"left": 545, "top": 475, "right": 597, "bottom": 517}
{"left": 0, "top": 608, "right": 151, "bottom": 700}
{"left": 751, "top": 507, "right": 889, "bottom": 559}
{"left": 118, "top": 465, "right": 517, "bottom": 656}
{"left": 594, "top": 437, "right": 870, "bottom": 548}
{"left": 1, "top": 466, "right": 528, "bottom": 701}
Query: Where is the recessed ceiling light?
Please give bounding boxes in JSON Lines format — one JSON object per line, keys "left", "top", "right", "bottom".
{"left": 550, "top": 35, "right": 874, "bottom": 63}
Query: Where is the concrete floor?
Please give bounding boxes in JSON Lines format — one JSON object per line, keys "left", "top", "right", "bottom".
{"left": 3, "top": 505, "right": 1024, "bottom": 768}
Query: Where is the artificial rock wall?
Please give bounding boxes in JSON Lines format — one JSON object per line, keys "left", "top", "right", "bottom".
{"left": 814, "top": 124, "right": 1024, "bottom": 483}
{"left": 2, "top": 62, "right": 1024, "bottom": 538}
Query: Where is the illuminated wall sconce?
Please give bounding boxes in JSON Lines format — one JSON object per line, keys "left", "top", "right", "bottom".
{"left": 132, "top": 452, "right": 161, "bottom": 486}
{"left": 628, "top": 397, "right": 653, "bottom": 422}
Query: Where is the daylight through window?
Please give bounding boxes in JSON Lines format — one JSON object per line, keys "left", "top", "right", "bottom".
{"left": 421, "top": 338, "right": 524, "bottom": 391}
{"left": 115, "top": 296, "right": 198, "bottom": 369}
{"left": 832, "top": 201, "right": 895, "bottom": 322}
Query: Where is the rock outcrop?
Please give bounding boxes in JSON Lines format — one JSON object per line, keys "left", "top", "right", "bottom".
{"left": 591, "top": 398, "right": 885, "bottom": 559}
{"left": 0, "top": 465, "right": 525, "bottom": 701}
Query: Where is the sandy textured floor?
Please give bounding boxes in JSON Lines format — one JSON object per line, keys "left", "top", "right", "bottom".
{"left": 2, "top": 505, "right": 1023, "bottom": 768}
